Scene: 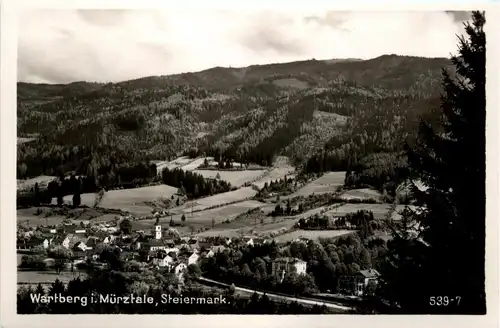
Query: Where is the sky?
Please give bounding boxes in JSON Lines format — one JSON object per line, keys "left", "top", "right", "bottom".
{"left": 17, "top": 10, "right": 472, "bottom": 84}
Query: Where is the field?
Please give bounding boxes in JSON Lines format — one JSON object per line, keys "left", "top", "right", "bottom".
{"left": 290, "top": 172, "right": 346, "bottom": 197}
{"left": 197, "top": 212, "right": 297, "bottom": 238}
{"left": 54, "top": 185, "right": 177, "bottom": 216}
{"left": 192, "top": 169, "right": 267, "bottom": 188}
{"left": 95, "top": 185, "right": 177, "bottom": 216}
{"left": 340, "top": 188, "right": 383, "bottom": 201}
{"left": 18, "top": 270, "right": 87, "bottom": 284}
{"left": 197, "top": 205, "right": 334, "bottom": 238}
{"left": 252, "top": 166, "right": 295, "bottom": 189}
{"left": 17, "top": 175, "right": 57, "bottom": 191}
{"left": 152, "top": 156, "right": 194, "bottom": 173}
{"left": 17, "top": 208, "right": 66, "bottom": 226}
{"left": 173, "top": 187, "right": 257, "bottom": 214}
{"left": 180, "top": 157, "right": 214, "bottom": 171}
{"left": 275, "top": 229, "right": 354, "bottom": 243}
{"left": 326, "top": 203, "right": 393, "bottom": 220}
{"left": 134, "top": 200, "right": 264, "bottom": 235}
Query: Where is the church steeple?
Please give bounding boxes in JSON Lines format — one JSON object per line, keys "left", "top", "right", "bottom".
{"left": 154, "top": 217, "right": 162, "bottom": 240}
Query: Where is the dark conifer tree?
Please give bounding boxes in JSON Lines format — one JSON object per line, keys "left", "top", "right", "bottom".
{"left": 379, "top": 11, "right": 486, "bottom": 314}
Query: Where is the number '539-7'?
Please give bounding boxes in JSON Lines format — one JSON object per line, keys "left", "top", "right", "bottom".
{"left": 429, "top": 296, "right": 461, "bottom": 306}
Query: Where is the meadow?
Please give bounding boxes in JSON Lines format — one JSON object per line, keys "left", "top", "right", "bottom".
{"left": 18, "top": 270, "right": 87, "bottom": 284}
{"left": 326, "top": 203, "right": 393, "bottom": 220}
{"left": 179, "top": 157, "right": 214, "bottom": 171}
{"left": 290, "top": 172, "right": 346, "bottom": 197}
{"left": 252, "top": 166, "right": 295, "bottom": 189}
{"left": 192, "top": 169, "right": 267, "bottom": 187}
{"left": 17, "top": 208, "right": 66, "bottom": 227}
{"left": 134, "top": 200, "right": 264, "bottom": 235}
{"left": 172, "top": 187, "right": 257, "bottom": 214}
{"left": 339, "top": 188, "right": 383, "bottom": 202}
{"left": 274, "top": 229, "right": 354, "bottom": 243}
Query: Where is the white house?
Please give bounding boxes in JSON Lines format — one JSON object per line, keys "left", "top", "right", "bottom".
{"left": 271, "top": 257, "right": 307, "bottom": 282}
{"left": 42, "top": 239, "right": 50, "bottom": 249}
{"left": 73, "top": 241, "right": 87, "bottom": 252}
{"left": 174, "top": 263, "right": 188, "bottom": 283}
{"left": 353, "top": 269, "right": 380, "bottom": 296}
{"left": 156, "top": 255, "right": 174, "bottom": 268}
{"left": 188, "top": 252, "right": 200, "bottom": 265}
{"left": 62, "top": 237, "right": 71, "bottom": 249}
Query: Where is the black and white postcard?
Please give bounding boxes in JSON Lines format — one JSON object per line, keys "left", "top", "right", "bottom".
{"left": 1, "top": 1, "right": 498, "bottom": 327}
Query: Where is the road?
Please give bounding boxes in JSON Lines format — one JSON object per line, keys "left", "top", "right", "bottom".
{"left": 198, "top": 276, "right": 353, "bottom": 311}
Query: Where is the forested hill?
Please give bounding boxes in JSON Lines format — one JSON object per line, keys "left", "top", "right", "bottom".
{"left": 17, "top": 55, "right": 451, "bottom": 191}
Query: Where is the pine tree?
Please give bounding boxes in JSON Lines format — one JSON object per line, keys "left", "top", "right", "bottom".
{"left": 379, "top": 12, "right": 486, "bottom": 314}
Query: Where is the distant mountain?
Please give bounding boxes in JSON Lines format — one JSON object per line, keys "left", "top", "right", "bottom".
{"left": 17, "top": 55, "right": 451, "bottom": 181}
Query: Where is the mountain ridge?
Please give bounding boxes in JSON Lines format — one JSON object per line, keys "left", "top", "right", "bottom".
{"left": 17, "top": 54, "right": 450, "bottom": 189}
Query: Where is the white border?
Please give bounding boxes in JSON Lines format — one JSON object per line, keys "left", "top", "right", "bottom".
{"left": 1, "top": 1, "right": 499, "bottom": 328}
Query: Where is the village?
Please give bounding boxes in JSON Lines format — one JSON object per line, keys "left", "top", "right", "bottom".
{"left": 17, "top": 208, "right": 381, "bottom": 301}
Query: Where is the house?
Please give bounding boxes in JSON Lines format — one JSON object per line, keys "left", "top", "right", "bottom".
{"left": 188, "top": 252, "right": 200, "bottom": 265}
{"left": 163, "top": 247, "right": 180, "bottom": 255}
{"left": 72, "top": 241, "right": 88, "bottom": 252}
{"left": 65, "top": 235, "right": 87, "bottom": 250}
{"left": 41, "top": 238, "right": 50, "bottom": 249}
{"left": 271, "top": 257, "right": 307, "bottom": 281}
{"left": 210, "top": 245, "right": 226, "bottom": 255}
{"left": 174, "top": 263, "right": 188, "bottom": 281}
{"left": 352, "top": 269, "right": 380, "bottom": 296}
{"left": 155, "top": 255, "right": 174, "bottom": 268}
{"left": 243, "top": 237, "right": 254, "bottom": 247}
{"left": 187, "top": 238, "right": 199, "bottom": 250}
{"left": 148, "top": 239, "right": 167, "bottom": 251}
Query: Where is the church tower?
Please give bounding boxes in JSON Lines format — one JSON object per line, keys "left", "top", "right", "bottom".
{"left": 153, "top": 218, "right": 162, "bottom": 240}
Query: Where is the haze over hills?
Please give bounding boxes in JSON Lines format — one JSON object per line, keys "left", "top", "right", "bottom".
{"left": 17, "top": 54, "right": 451, "bottom": 193}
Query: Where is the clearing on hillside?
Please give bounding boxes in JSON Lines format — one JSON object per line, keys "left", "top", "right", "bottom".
{"left": 93, "top": 185, "right": 177, "bottom": 216}
{"left": 192, "top": 169, "right": 266, "bottom": 188}
{"left": 326, "top": 203, "right": 393, "bottom": 220}
{"left": 134, "top": 200, "right": 263, "bottom": 236}
{"left": 172, "top": 187, "right": 257, "bottom": 214}
{"left": 252, "top": 158, "right": 295, "bottom": 189}
{"left": 339, "top": 188, "right": 383, "bottom": 202}
{"left": 155, "top": 156, "right": 193, "bottom": 173}
{"left": 180, "top": 157, "right": 214, "bottom": 171}
{"left": 274, "top": 229, "right": 354, "bottom": 243}
{"left": 291, "top": 172, "right": 346, "bottom": 197}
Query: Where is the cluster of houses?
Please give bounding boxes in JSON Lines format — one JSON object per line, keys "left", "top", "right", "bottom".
{"left": 17, "top": 218, "right": 379, "bottom": 295}
{"left": 17, "top": 220, "right": 298, "bottom": 284}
